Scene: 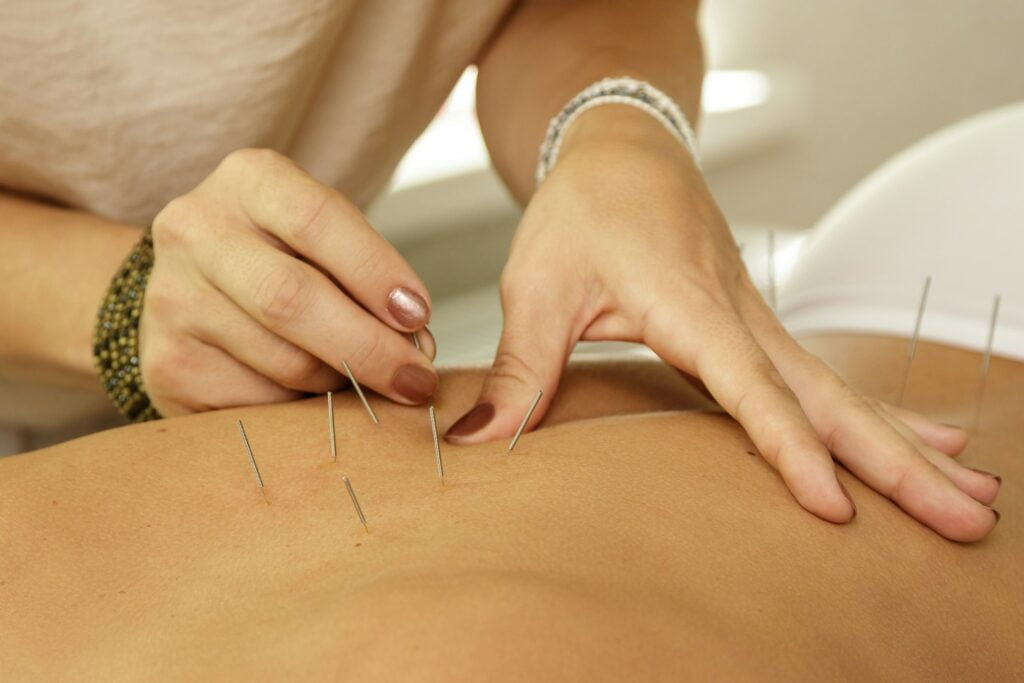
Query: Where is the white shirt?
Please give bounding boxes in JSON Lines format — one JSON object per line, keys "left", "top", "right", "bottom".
{"left": 0, "top": 0, "right": 513, "bottom": 223}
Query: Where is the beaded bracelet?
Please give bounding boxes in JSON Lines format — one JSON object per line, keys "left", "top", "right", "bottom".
{"left": 535, "top": 76, "right": 701, "bottom": 185}
{"left": 93, "top": 226, "right": 162, "bottom": 422}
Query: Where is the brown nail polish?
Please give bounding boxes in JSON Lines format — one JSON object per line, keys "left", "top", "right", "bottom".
{"left": 388, "top": 287, "right": 429, "bottom": 328}
{"left": 838, "top": 479, "right": 857, "bottom": 519}
{"left": 391, "top": 364, "right": 437, "bottom": 404}
{"left": 445, "top": 403, "right": 494, "bottom": 440}
{"left": 968, "top": 467, "right": 1002, "bottom": 485}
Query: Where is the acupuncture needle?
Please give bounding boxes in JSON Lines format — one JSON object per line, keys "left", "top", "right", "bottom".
{"left": 973, "top": 294, "right": 1001, "bottom": 431}
{"left": 429, "top": 406, "right": 443, "bottom": 482}
{"left": 327, "top": 391, "right": 337, "bottom": 461}
{"left": 342, "top": 360, "right": 380, "bottom": 425}
{"left": 342, "top": 475, "right": 368, "bottom": 531}
{"left": 508, "top": 390, "right": 543, "bottom": 452}
{"left": 897, "top": 276, "right": 931, "bottom": 407}
{"left": 236, "top": 419, "right": 267, "bottom": 502}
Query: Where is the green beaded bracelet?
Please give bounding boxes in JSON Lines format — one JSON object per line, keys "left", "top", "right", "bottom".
{"left": 93, "top": 226, "right": 162, "bottom": 422}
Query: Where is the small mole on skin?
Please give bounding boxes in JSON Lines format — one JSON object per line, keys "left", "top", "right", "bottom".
{"left": 746, "top": 451, "right": 757, "bottom": 457}
{"left": 52, "top": 499, "right": 58, "bottom": 505}
{"left": 354, "top": 543, "right": 362, "bottom": 547}
{"left": 119, "top": 590, "right": 127, "bottom": 595}
{"left": 157, "top": 428, "right": 167, "bottom": 433}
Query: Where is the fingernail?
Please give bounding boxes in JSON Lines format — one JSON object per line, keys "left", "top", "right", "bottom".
{"left": 388, "top": 287, "right": 429, "bottom": 328}
{"left": 391, "top": 364, "right": 437, "bottom": 404}
{"left": 968, "top": 467, "right": 1002, "bottom": 485}
{"left": 838, "top": 479, "right": 857, "bottom": 519}
{"left": 444, "top": 403, "right": 494, "bottom": 441}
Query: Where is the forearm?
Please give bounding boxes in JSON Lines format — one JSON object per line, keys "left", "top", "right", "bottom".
{"left": 0, "top": 191, "right": 140, "bottom": 388}
{"left": 476, "top": 0, "right": 705, "bottom": 203}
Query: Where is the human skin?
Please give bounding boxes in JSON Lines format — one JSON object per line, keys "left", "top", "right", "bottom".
{"left": 0, "top": 335, "right": 1018, "bottom": 680}
{"left": 0, "top": 0, "right": 964, "bottom": 536}
{"left": 469, "top": 0, "right": 992, "bottom": 539}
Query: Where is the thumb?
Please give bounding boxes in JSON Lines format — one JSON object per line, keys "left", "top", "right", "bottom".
{"left": 444, "top": 295, "right": 574, "bottom": 446}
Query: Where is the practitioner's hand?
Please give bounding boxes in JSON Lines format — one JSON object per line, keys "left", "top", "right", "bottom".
{"left": 446, "top": 108, "right": 1001, "bottom": 542}
{"left": 141, "top": 148, "right": 437, "bottom": 416}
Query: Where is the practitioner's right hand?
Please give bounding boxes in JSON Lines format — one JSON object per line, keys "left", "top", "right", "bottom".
{"left": 140, "top": 148, "right": 437, "bottom": 416}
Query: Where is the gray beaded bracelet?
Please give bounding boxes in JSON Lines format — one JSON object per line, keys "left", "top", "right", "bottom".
{"left": 535, "top": 76, "right": 701, "bottom": 185}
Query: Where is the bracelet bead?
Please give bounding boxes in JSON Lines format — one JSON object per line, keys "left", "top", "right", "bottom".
{"left": 93, "top": 226, "right": 161, "bottom": 423}
{"left": 535, "top": 76, "right": 701, "bottom": 185}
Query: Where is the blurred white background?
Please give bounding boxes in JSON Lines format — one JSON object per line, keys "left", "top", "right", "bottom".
{"left": 700, "top": 0, "right": 1024, "bottom": 227}
{"left": 368, "top": 0, "right": 1024, "bottom": 365}
{"left": 2, "top": 0, "right": 1022, "bottom": 455}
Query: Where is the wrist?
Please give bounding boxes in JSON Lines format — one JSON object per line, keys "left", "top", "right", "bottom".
{"left": 554, "top": 104, "right": 701, "bottom": 177}
{"left": 0, "top": 191, "right": 142, "bottom": 389}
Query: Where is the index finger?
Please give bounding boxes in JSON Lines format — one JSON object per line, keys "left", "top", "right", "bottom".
{"left": 221, "top": 148, "right": 432, "bottom": 332}
{"left": 196, "top": 228, "right": 438, "bottom": 405}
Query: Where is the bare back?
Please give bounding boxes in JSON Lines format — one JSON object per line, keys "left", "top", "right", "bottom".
{"left": 1, "top": 336, "right": 1020, "bottom": 680}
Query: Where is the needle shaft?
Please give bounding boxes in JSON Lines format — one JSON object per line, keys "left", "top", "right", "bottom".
{"left": 508, "top": 390, "right": 543, "bottom": 452}
{"left": 342, "top": 475, "right": 368, "bottom": 530}
{"left": 897, "top": 276, "right": 931, "bottom": 406}
{"left": 327, "top": 391, "right": 337, "bottom": 461}
{"left": 342, "top": 360, "right": 380, "bottom": 425}
{"left": 237, "top": 420, "right": 266, "bottom": 500}
{"left": 429, "top": 406, "right": 443, "bottom": 482}
{"left": 973, "top": 294, "right": 1001, "bottom": 431}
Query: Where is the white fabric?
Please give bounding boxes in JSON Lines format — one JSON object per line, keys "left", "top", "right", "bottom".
{"left": 779, "top": 102, "right": 1024, "bottom": 362}
{"left": 0, "top": 0, "right": 513, "bottom": 224}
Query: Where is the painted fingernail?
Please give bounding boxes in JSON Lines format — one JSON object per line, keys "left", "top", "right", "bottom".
{"left": 391, "top": 364, "right": 437, "bottom": 404}
{"left": 838, "top": 479, "right": 857, "bottom": 519}
{"left": 968, "top": 467, "right": 1002, "bottom": 484}
{"left": 388, "top": 287, "right": 429, "bottom": 328}
{"left": 444, "top": 403, "right": 494, "bottom": 441}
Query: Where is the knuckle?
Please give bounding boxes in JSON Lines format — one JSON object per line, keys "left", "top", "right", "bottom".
{"left": 153, "top": 195, "right": 202, "bottom": 248}
{"left": 348, "top": 240, "right": 392, "bottom": 284}
{"left": 731, "top": 374, "right": 800, "bottom": 444}
{"left": 345, "top": 328, "right": 385, "bottom": 371}
{"left": 142, "top": 341, "right": 190, "bottom": 399}
{"left": 487, "top": 349, "right": 534, "bottom": 390}
{"left": 804, "top": 354, "right": 848, "bottom": 394}
{"left": 273, "top": 346, "right": 324, "bottom": 389}
{"left": 220, "top": 147, "right": 281, "bottom": 175}
{"left": 887, "top": 464, "right": 916, "bottom": 501}
{"left": 142, "top": 270, "right": 176, "bottom": 317}
{"left": 731, "top": 385, "right": 764, "bottom": 431}
{"left": 142, "top": 269, "right": 199, "bottom": 333}
{"left": 253, "top": 265, "right": 312, "bottom": 326}
{"left": 283, "top": 189, "right": 333, "bottom": 247}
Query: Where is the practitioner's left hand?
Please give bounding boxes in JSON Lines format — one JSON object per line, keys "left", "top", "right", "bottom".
{"left": 444, "top": 110, "right": 1001, "bottom": 542}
